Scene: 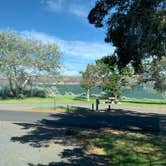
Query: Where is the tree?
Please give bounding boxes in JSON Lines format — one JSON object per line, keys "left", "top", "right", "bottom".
{"left": 80, "top": 64, "right": 96, "bottom": 101}
{"left": 0, "top": 31, "right": 62, "bottom": 98}
{"left": 88, "top": 0, "right": 166, "bottom": 72}
{"left": 140, "top": 57, "right": 166, "bottom": 100}
{"left": 95, "top": 56, "right": 137, "bottom": 100}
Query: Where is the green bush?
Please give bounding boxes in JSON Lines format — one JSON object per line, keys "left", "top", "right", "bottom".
{"left": 0, "top": 86, "right": 14, "bottom": 99}
{"left": 31, "top": 88, "right": 47, "bottom": 98}
{"left": 45, "top": 87, "right": 59, "bottom": 97}
{"left": 0, "top": 86, "right": 59, "bottom": 98}
{"left": 30, "top": 87, "right": 59, "bottom": 98}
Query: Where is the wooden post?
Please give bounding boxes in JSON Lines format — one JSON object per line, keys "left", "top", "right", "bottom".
{"left": 96, "top": 103, "right": 98, "bottom": 111}
{"left": 96, "top": 99, "right": 99, "bottom": 111}
{"left": 108, "top": 104, "right": 111, "bottom": 112}
{"left": 67, "top": 104, "right": 69, "bottom": 112}
{"left": 92, "top": 103, "right": 94, "bottom": 111}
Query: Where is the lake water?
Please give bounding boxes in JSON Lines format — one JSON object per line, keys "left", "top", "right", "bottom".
{"left": 42, "top": 84, "right": 163, "bottom": 99}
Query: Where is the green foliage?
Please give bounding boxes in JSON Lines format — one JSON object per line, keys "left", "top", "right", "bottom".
{"left": 102, "top": 72, "right": 121, "bottom": 98}
{"left": 80, "top": 64, "right": 96, "bottom": 90}
{"left": 0, "top": 31, "right": 62, "bottom": 98}
{"left": 84, "top": 132, "right": 166, "bottom": 166}
{"left": 80, "top": 64, "right": 96, "bottom": 101}
{"left": 42, "top": 87, "right": 59, "bottom": 97}
{"left": 28, "top": 87, "right": 59, "bottom": 98}
{"left": 31, "top": 88, "right": 47, "bottom": 98}
{"left": 152, "top": 57, "right": 166, "bottom": 93}
{"left": 95, "top": 56, "right": 137, "bottom": 99}
{"left": 0, "top": 86, "right": 13, "bottom": 99}
{"left": 140, "top": 57, "right": 166, "bottom": 100}
{"left": 0, "top": 86, "right": 57, "bottom": 98}
{"left": 55, "top": 84, "right": 94, "bottom": 95}
{"left": 88, "top": 0, "right": 166, "bottom": 72}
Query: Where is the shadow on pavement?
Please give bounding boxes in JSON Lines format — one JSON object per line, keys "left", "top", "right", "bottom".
{"left": 10, "top": 107, "right": 166, "bottom": 165}
{"left": 28, "top": 148, "right": 109, "bottom": 166}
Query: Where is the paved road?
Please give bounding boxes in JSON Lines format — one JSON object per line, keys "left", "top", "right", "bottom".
{"left": 0, "top": 110, "right": 76, "bottom": 166}
{"left": 0, "top": 106, "right": 165, "bottom": 166}
{"left": 0, "top": 108, "right": 163, "bottom": 133}
{"left": 0, "top": 109, "right": 111, "bottom": 166}
{"left": 0, "top": 110, "right": 55, "bottom": 123}
{"left": 0, "top": 102, "right": 166, "bottom": 114}
{"left": 0, "top": 121, "right": 79, "bottom": 166}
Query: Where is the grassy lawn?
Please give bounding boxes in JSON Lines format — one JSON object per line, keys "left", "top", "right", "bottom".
{"left": 0, "top": 95, "right": 165, "bottom": 108}
{"left": 77, "top": 130, "right": 166, "bottom": 166}
{"left": 0, "top": 95, "right": 95, "bottom": 104}
{"left": 120, "top": 98, "right": 166, "bottom": 108}
{"left": 33, "top": 105, "right": 90, "bottom": 113}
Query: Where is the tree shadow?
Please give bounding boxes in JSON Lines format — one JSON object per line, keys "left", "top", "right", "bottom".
{"left": 10, "top": 107, "right": 166, "bottom": 165}
{"left": 28, "top": 147, "right": 109, "bottom": 166}
{"left": 81, "top": 131, "right": 166, "bottom": 165}
{"left": 67, "top": 106, "right": 90, "bottom": 113}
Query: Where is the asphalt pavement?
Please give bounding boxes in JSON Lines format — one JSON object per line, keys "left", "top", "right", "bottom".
{"left": 0, "top": 104, "right": 165, "bottom": 166}
{"left": 0, "top": 109, "right": 110, "bottom": 166}
{"left": 0, "top": 110, "right": 54, "bottom": 123}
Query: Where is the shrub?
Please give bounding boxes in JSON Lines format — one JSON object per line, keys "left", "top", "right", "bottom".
{"left": 0, "top": 86, "right": 14, "bottom": 99}
{"left": 64, "top": 91, "right": 75, "bottom": 96}
{"left": 45, "top": 87, "right": 59, "bottom": 97}
{"left": 31, "top": 88, "right": 47, "bottom": 98}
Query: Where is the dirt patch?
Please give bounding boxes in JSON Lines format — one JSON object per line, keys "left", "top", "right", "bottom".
{"left": 86, "top": 145, "right": 106, "bottom": 156}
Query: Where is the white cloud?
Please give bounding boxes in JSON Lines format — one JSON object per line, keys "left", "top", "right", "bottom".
{"left": 42, "top": 0, "right": 64, "bottom": 12}
{"left": 61, "top": 68, "right": 80, "bottom": 76}
{"left": 69, "top": 4, "right": 88, "bottom": 18}
{"left": 21, "top": 30, "right": 114, "bottom": 61}
{"left": 20, "top": 30, "right": 114, "bottom": 75}
{"left": 41, "top": 0, "right": 92, "bottom": 18}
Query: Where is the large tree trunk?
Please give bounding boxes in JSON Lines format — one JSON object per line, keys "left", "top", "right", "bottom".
{"left": 16, "top": 79, "right": 29, "bottom": 98}
{"left": 8, "top": 77, "right": 16, "bottom": 97}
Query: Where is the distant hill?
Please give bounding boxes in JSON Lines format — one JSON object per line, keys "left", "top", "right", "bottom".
{"left": 0, "top": 76, "right": 82, "bottom": 85}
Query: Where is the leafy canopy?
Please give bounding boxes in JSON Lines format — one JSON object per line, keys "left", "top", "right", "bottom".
{"left": 0, "top": 31, "right": 62, "bottom": 98}
{"left": 88, "top": 0, "right": 166, "bottom": 72}
{"left": 80, "top": 64, "right": 96, "bottom": 101}
{"left": 95, "top": 56, "right": 137, "bottom": 99}
{"left": 140, "top": 57, "right": 166, "bottom": 94}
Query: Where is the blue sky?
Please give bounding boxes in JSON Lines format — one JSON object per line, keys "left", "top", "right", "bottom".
{"left": 0, "top": 0, "right": 114, "bottom": 75}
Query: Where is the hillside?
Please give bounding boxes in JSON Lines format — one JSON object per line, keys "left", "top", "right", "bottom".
{"left": 0, "top": 76, "right": 82, "bottom": 85}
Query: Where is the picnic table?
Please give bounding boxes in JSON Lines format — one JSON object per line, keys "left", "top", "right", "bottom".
{"left": 105, "top": 97, "right": 118, "bottom": 111}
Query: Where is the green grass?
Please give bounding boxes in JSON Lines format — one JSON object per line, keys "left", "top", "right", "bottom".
{"left": 34, "top": 105, "right": 90, "bottom": 113}
{"left": 120, "top": 98, "right": 166, "bottom": 108}
{"left": 0, "top": 95, "right": 165, "bottom": 108}
{"left": 78, "top": 131, "right": 166, "bottom": 166}
{"left": 0, "top": 95, "right": 96, "bottom": 104}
